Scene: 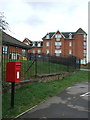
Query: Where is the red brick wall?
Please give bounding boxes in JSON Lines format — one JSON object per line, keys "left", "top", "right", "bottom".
{"left": 3, "top": 45, "right": 28, "bottom": 59}
{"left": 74, "top": 34, "right": 84, "bottom": 59}
{"left": 29, "top": 47, "right": 42, "bottom": 55}
{"left": 8, "top": 46, "right": 22, "bottom": 53}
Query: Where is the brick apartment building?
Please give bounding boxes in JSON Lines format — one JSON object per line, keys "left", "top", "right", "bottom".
{"left": 23, "top": 28, "right": 87, "bottom": 64}
{"left": 23, "top": 38, "right": 43, "bottom": 56}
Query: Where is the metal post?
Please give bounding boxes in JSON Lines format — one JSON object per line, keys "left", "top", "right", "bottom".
{"left": 35, "top": 54, "right": 37, "bottom": 78}
{"left": 11, "top": 82, "right": 15, "bottom": 108}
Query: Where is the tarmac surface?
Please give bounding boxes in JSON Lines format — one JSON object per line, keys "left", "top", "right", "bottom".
{"left": 15, "top": 81, "right": 89, "bottom": 119}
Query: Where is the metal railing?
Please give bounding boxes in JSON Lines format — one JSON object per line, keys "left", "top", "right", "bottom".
{"left": 2, "top": 52, "right": 80, "bottom": 91}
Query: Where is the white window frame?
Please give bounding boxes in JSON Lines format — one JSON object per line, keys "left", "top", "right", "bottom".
{"left": 22, "top": 49, "right": 26, "bottom": 57}
{"left": 84, "top": 34, "right": 87, "bottom": 41}
{"left": 37, "top": 50, "right": 41, "bottom": 54}
{"left": 37, "top": 42, "right": 41, "bottom": 47}
{"left": 56, "top": 53, "right": 60, "bottom": 56}
{"left": 84, "top": 44, "right": 87, "bottom": 49}
{"left": 55, "top": 49, "right": 61, "bottom": 54}
{"left": 84, "top": 42, "right": 86, "bottom": 46}
{"left": 3, "top": 45, "right": 8, "bottom": 54}
{"left": 32, "top": 42, "right": 35, "bottom": 47}
{"left": 46, "top": 50, "right": 49, "bottom": 54}
{"left": 32, "top": 50, "right": 35, "bottom": 54}
{"left": 69, "top": 50, "right": 72, "bottom": 54}
{"left": 10, "top": 53, "right": 18, "bottom": 60}
{"left": 84, "top": 50, "right": 87, "bottom": 53}
{"left": 55, "top": 34, "right": 61, "bottom": 39}
{"left": 55, "top": 42, "right": 62, "bottom": 46}
{"left": 46, "top": 34, "right": 50, "bottom": 39}
{"left": 69, "top": 42, "right": 72, "bottom": 46}
{"left": 55, "top": 34, "right": 61, "bottom": 41}
{"left": 46, "top": 42, "right": 50, "bottom": 46}
{"left": 69, "top": 33, "right": 72, "bottom": 39}
{"left": 84, "top": 50, "right": 87, "bottom": 57}
{"left": 84, "top": 53, "right": 87, "bottom": 57}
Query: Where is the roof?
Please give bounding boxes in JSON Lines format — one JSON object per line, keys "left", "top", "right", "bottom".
{"left": 42, "top": 32, "right": 55, "bottom": 40}
{"left": 42, "top": 32, "right": 75, "bottom": 39}
{"left": 76, "top": 28, "right": 87, "bottom": 35}
{"left": 42, "top": 28, "right": 87, "bottom": 40}
{"left": 24, "top": 38, "right": 32, "bottom": 44}
{"left": 2, "top": 31, "right": 31, "bottom": 49}
{"left": 62, "top": 32, "right": 75, "bottom": 39}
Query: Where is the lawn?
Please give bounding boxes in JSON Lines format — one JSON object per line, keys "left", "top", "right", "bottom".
{"left": 2, "top": 70, "right": 89, "bottom": 118}
{"left": 80, "top": 62, "right": 90, "bottom": 69}
{"left": 80, "top": 65, "right": 90, "bottom": 69}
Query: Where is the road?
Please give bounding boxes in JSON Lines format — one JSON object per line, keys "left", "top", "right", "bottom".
{"left": 15, "top": 81, "right": 89, "bottom": 119}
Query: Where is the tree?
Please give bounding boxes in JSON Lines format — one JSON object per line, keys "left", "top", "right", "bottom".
{"left": 0, "top": 12, "right": 9, "bottom": 31}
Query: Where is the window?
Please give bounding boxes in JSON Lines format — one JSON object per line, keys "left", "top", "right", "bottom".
{"left": 9, "top": 53, "right": 18, "bottom": 60}
{"left": 37, "top": 50, "right": 41, "bottom": 54}
{"left": 69, "top": 50, "right": 72, "bottom": 54}
{"left": 69, "top": 42, "right": 72, "bottom": 46}
{"left": 32, "top": 42, "right": 35, "bottom": 47}
{"left": 55, "top": 50, "right": 61, "bottom": 56}
{"left": 32, "top": 50, "right": 35, "bottom": 54}
{"left": 46, "top": 42, "right": 50, "bottom": 46}
{"left": 84, "top": 53, "right": 87, "bottom": 57}
{"left": 55, "top": 34, "right": 61, "bottom": 39}
{"left": 69, "top": 33, "right": 72, "bottom": 39}
{"left": 84, "top": 50, "right": 87, "bottom": 57}
{"left": 84, "top": 50, "right": 86, "bottom": 53}
{"left": 37, "top": 42, "right": 41, "bottom": 47}
{"left": 22, "top": 49, "right": 26, "bottom": 57}
{"left": 84, "top": 42, "right": 87, "bottom": 49}
{"left": 3, "top": 46, "right": 8, "bottom": 54}
{"left": 46, "top": 34, "right": 50, "bottom": 39}
{"left": 84, "top": 34, "right": 87, "bottom": 41}
{"left": 55, "top": 49, "right": 61, "bottom": 53}
{"left": 55, "top": 34, "right": 61, "bottom": 41}
{"left": 55, "top": 42, "right": 62, "bottom": 46}
{"left": 46, "top": 50, "right": 49, "bottom": 54}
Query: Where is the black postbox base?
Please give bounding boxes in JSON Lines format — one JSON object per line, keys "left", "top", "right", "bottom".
{"left": 11, "top": 82, "right": 15, "bottom": 108}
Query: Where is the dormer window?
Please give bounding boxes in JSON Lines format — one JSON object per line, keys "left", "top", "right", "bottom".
{"left": 55, "top": 34, "right": 61, "bottom": 41}
{"left": 46, "top": 34, "right": 50, "bottom": 39}
{"left": 32, "top": 42, "right": 35, "bottom": 47}
{"left": 37, "top": 42, "right": 41, "bottom": 47}
{"left": 69, "top": 33, "right": 72, "bottom": 39}
{"left": 55, "top": 34, "right": 61, "bottom": 38}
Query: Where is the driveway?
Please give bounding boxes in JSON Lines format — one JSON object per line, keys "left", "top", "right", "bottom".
{"left": 15, "top": 81, "right": 89, "bottom": 119}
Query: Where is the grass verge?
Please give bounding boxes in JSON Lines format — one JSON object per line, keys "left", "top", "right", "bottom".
{"left": 2, "top": 70, "right": 89, "bottom": 118}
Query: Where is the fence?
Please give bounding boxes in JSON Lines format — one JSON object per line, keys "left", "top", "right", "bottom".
{"left": 2, "top": 52, "right": 80, "bottom": 90}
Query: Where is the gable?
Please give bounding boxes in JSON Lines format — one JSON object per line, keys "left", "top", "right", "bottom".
{"left": 76, "top": 28, "right": 87, "bottom": 35}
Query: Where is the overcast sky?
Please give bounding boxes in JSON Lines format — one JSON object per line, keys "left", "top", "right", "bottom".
{"left": 0, "top": 0, "right": 88, "bottom": 41}
{"left": 0, "top": 0, "right": 89, "bottom": 61}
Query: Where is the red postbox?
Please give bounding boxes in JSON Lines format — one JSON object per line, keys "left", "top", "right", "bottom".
{"left": 6, "top": 61, "right": 21, "bottom": 82}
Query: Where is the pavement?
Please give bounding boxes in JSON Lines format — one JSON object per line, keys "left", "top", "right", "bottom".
{"left": 15, "top": 81, "right": 89, "bottom": 119}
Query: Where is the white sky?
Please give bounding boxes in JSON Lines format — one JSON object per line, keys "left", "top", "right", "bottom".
{"left": 0, "top": 0, "right": 89, "bottom": 61}
{"left": 0, "top": 0, "right": 88, "bottom": 41}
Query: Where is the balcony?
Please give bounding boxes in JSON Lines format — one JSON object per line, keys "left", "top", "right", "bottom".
{"left": 55, "top": 42, "right": 62, "bottom": 49}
